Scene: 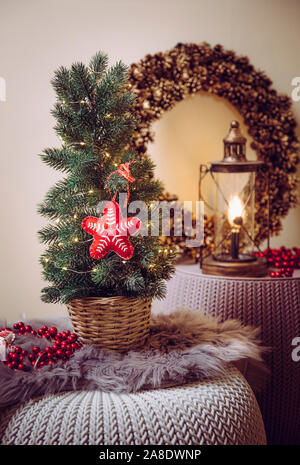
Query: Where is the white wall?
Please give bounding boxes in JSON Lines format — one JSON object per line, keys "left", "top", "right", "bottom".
{"left": 0, "top": 0, "right": 299, "bottom": 321}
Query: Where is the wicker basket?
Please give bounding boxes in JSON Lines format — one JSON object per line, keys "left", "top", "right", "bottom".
{"left": 66, "top": 296, "right": 152, "bottom": 351}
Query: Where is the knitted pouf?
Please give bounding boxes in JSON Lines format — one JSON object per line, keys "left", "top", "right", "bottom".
{"left": 153, "top": 265, "right": 300, "bottom": 444}
{"left": 0, "top": 366, "right": 266, "bottom": 445}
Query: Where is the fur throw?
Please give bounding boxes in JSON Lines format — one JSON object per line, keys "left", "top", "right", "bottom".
{"left": 0, "top": 310, "right": 268, "bottom": 408}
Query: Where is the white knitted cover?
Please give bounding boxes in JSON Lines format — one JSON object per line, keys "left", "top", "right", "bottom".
{"left": 153, "top": 265, "right": 300, "bottom": 445}
{"left": 0, "top": 366, "right": 266, "bottom": 445}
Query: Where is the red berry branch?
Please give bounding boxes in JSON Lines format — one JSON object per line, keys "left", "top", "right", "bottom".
{"left": 254, "top": 247, "right": 300, "bottom": 278}
{"left": 1, "top": 322, "right": 82, "bottom": 371}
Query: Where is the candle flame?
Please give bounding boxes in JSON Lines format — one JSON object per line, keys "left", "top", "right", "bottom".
{"left": 228, "top": 196, "right": 244, "bottom": 225}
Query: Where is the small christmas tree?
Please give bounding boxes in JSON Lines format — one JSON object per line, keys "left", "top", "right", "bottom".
{"left": 38, "top": 51, "right": 176, "bottom": 304}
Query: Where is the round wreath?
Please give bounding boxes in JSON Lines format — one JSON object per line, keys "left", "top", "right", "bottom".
{"left": 128, "top": 42, "right": 299, "bottom": 256}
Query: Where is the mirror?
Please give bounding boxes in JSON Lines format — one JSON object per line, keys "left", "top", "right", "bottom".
{"left": 147, "top": 92, "right": 256, "bottom": 207}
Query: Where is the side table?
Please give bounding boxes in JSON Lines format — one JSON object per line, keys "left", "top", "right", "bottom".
{"left": 154, "top": 265, "right": 300, "bottom": 445}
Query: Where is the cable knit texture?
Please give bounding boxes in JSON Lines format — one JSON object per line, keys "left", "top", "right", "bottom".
{"left": 156, "top": 266, "right": 300, "bottom": 445}
{"left": 0, "top": 366, "right": 266, "bottom": 445}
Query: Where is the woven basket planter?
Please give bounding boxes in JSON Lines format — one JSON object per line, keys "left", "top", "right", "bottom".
{"left": 66, "top": 296, "right": 152, "bottom": 351}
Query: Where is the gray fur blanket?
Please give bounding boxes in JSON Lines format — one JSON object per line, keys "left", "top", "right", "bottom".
{"left": 0, "top": 310, "right": 267, "bottom": 408}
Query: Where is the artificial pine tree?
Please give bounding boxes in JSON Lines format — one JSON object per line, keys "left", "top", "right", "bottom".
{"left": 38, "top": 51, "right": 176, "bottom": 305}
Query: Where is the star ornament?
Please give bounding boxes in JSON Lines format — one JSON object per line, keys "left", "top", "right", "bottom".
{"left": 82, "top": 201, "right": 141, "bottom": 260}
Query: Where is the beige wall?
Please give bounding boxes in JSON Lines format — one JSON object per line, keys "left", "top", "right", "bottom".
{"left": 0, "top": 0, "right": 299, "bottom": 321}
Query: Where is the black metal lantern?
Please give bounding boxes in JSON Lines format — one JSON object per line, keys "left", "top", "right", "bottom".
{"left": 199, "top": 121, "right": 269, "bottom": 277}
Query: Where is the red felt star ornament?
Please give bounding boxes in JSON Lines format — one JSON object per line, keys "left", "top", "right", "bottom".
{"left": 82, "top": 201, "right": 141, "bottom": 260}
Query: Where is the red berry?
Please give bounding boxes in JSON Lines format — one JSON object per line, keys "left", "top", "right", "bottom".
{"left": 48, "top": 360, "right": 55, "bottom": 366}
{"left": 24, "top": 325, "right": 32, "bottom": 332}
{"left": 65, "top": 350, "right": 72, "bottom": 358}
{"left": 11, "top": 361, "right": 18, "bottom": 368}
{"left": 37, "top": 351, "right": 44, "bottom": 358}
{"left": 31, "top": 360, "right": 36, "bottom": 367}
{"left": 21, "top": 349, "right": 28, "bottom": 356}
{"left": 18, "top": 322, "right": 24, "bottom": 328}
{"left": 71, "top": 343, "right": 77, "bottom": 350}
{"left": 31, "top": 329, "right": 37, "bottom": 336}
{"left": 14, "top": 346, "right": 22, "bottom": 354}
{"left": 18, "top": 355, "right": 24, "bottom": 362}
{"left": 49, "top": 327, "right": 57, "bottom": 337}
{"left": 32, "top": 346, "right": 40, "bottom": 353}
{"left": 56, "top": 349, "right": 64, "bottom": 358}
{"left": 10, "top": 353, "right": 19, "bottom": 361}
{"left": 38, "top": 328, "right": 44, "bottom": 336}
{"left": 18, "top": 363, "right": 25, "bottom": 371}
{"left": 28, "top": 354, "right": 35, "bottom": 361}
{"left": 13, "top": 323, "right": 19, "bottom": 330}
{"left": 7, "top": 363, "right": 13, "bottom": 369}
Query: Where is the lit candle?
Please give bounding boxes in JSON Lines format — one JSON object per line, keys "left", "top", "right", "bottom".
{"left": 228, "top": 196, "right": 244, "bottom": 259}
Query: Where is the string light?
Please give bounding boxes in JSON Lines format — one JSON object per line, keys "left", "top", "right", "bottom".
{"left": 73, "top": 213, "right": 78, "bottom": 219}
{"left": 88, "top": 189, "right": 94, "bottom": 194}
{"left": 61, "top": 99, "right": 88, "bottom": 105}
{"left": 55, "top": 218, "right": 60, "bottom": 224}
{"left": 79, "top": 141, "right": 86, "bottom": 146}
{"left": 105, "top": 152, "right": 110, "bottom": 158}
{"left": 73, "top": 237, "right": 79, "bottom": 242}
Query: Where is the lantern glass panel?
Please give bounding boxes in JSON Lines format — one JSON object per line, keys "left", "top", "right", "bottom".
{"left": 213, "top": 170, "right": 255, "bottom": 260}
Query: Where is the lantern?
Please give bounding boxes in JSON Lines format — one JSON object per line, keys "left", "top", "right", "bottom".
{"left": 199, "top": 121, "right": 269, "bottom": 277}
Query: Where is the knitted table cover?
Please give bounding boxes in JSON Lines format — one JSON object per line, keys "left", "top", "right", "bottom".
{"left": 0, "top": 366, "right": 266, "bottom": 445}
{"left": 154, "top": 265, "right": 300, "bottom": 445}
